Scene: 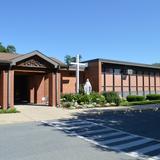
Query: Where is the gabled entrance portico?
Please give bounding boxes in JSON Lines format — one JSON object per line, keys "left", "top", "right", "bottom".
{"left": 0, "top": 51, "right": 62, "bottom": 109}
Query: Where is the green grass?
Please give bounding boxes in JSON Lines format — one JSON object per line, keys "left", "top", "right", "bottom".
{"left": 0, "top": 108, "right": 19, "bottom": 114}
{"left": 121, "top": 100, "right": 160, "bottom": 106}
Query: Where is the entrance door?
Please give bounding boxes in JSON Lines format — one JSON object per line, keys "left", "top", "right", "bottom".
{"left": 14, "top": 75, "right": 29, "bottom": 104}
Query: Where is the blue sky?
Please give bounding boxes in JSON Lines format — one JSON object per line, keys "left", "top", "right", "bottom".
{"left": 0, "top": 0, "right": 160, "bottom": 64}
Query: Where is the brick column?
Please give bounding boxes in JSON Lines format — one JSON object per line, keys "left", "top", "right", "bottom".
{"left": 29, "top": 76, "right": 35, "bottom": 104}
{"left": 8, "top": 70, "right": 14, "bottom": 108}
{"left": 49, "top": 72, "right": 56, "bottom": 106}
{"left": 56, "top": 72, "right": 61, "bottom": 106}
{"left": 98, "top": 61, "right": 102, "bottom": 92}
{"left": 1, "top": 71, "right": 8, "bottom": 109}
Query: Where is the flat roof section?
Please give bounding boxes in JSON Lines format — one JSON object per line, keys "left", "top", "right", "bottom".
{"left": 83, "top": 58, "right": 160, "bottom": 70}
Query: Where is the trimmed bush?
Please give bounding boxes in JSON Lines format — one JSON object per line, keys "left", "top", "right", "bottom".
{"left": 146, "top": 94, "right": 160, "bottom": 100}
{"left": 126, "top": 95, "right": 145, "bottom": 102}
{"left": 102, "top": 91, "right": 121, "bottom": 106}
{"left": 121, "top": 100, "right": 160, "bottom": 106}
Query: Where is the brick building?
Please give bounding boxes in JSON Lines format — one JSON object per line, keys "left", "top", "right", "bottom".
{"left": 0, "top": 51, "right": 160, "bottom": 109}
{"left": 83, "top": 59, "right": 160, "bottom": 97}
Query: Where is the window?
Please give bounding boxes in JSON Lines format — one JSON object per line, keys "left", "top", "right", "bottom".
{"left": 114, "top": 69, "right": 121, "bottom": 75}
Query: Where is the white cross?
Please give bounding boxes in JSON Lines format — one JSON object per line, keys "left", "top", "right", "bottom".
{"left": 70, "top": 54, "right": 88, "bottom": 93}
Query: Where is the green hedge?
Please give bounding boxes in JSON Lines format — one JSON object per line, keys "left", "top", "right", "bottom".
{"left": 121, "top": 100, "right": 160, "bottom": 106}
{"left": 126, "top": 95, "right": 145, "bottom": 102}
{"left": 146, "top": 94, "right": 160, "bottom": 100}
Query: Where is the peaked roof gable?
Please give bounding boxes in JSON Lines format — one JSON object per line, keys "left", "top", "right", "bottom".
{"left": 10, "top": 50, "right": 61, "bottom": 68}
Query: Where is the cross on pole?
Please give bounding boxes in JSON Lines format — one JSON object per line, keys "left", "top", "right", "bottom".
{"left": 70, "top": 54, "right": 87, "bottom": 93}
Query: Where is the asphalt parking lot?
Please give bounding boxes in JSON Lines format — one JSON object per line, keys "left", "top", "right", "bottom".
{"left": 0, "top": 122, "right": 136, "bottom": 160}
{"left": 42, "top": 107, "right": 160, "bottom": 159}
{"left": 75, "top": 108, "right": 160, "bottom": 140}
{"left": 1, "top": 106, "right": 160, "bottom": 160}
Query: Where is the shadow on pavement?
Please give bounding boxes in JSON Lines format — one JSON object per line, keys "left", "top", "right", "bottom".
{"left": 72, "top": 107, "right": 160, "bottom": 140}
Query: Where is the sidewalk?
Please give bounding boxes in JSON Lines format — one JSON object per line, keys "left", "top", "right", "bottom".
{"left": 0, "top": 104, "right": 159, "bottom": 125}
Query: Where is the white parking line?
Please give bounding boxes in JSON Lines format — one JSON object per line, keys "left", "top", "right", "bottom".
{"left": 135, "top": 143, "right": 160, "bottom": 154}
{"left": 56, "top": 123, "right": 96, "bottom": 130}
{"left": 93, "top": 131, "right": 124, "bottom": 141}
{"left": 99, "top": 135, "right": 138, "bottom": 145}
{"left": 113, "top": 139, "right": 153, "bottom": 150}
{"left": 42, "top": 119, "right": 160, "bottom": 160}
{"left": 53, "top": 120, "right": 90, "bottom": 126}
{"left": 78, "top": 127, "right": 113, "bottom": 135}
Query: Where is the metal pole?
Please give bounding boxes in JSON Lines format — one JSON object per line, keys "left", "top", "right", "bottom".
{"left": 76, "top": 54, "right": 79, "bottom": 93}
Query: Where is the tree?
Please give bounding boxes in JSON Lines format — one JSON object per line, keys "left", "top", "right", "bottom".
{"left": 0, "top": 43, "right": 7, "bottom": 52}
{"left": 152, "top": 63, "right": 160, "bottom": 67}
{"left": 64, "top": 54, "right": 82, "bottom": 66}
{"left": 6, "top": 45, "right": 16, "bottom": 53}
{"left": 0, "top": 42, "right": 16, "bottom": 53}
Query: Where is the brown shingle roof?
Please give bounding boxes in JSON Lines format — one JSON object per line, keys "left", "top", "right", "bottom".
{"left": 0, "top": 51, "right": 66, "bottom": 67}
{"left": 0, "top": 52, "right": 21, "bottom": 62}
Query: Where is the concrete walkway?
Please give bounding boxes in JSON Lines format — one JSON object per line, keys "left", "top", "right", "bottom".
{"left": 0, "top": 104, "right": 160, "bottom": 125}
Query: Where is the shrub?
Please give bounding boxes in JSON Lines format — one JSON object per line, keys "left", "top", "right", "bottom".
{"left": 90, "top": 92, "right": 106, "bottom": 104}
{"left": 0, "top": 108, "right": 19, "bottom": 114}
{"left": 126, "top": 95, "right": 145, "bottom": 102}
{"left": 62, "top": 102, "right": 72, "bottom": 108}
{"left": 146, "top": 94, "right": 160, "bottom": 100}
{"left": 79, "top": 84, "right": 84, "bottom": 94}
{"left": 61, "top": 93, "right": 75, "bottom": 102}
{"left": 114, "top": 97, "right": 121, "bottom": 106}
{"left": 79, "top": 94, "right": 91, "bottom": 104}
{"left": 102, "top": 91, "right": 121, "bottom": 106}
{"left": 121, "top": 100, "right": 160, "bottom": 106}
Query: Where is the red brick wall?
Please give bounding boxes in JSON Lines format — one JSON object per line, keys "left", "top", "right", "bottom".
{"left": 0, "top": 71, "right": 8, "bottom": 109}
{"left": 84, "top": 61, "right": 102, "bottom": 92}
{"left": 60, "top": 70, "right": 85, "bottom": 94}
{"left": 101, "top": 65, "right": 160, "bottom": 96}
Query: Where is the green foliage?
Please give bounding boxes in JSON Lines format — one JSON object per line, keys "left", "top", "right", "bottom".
{"left": 126, "top": 95, "right": 145, "bottom": 102}
{"left": 152, "top": 63, "right": 160, "bottom": 67}
{"left": 62, "top": 102, "right": 72, "bottom": 108}
{"left": 0, "top": 42, "right": 16, "bottom": 53}
{"left": 0, "top": 108, "right": 19, "bottom": 114}
{"left": 64, "top": 55, "right": 72, "bottom": 66}
{"left": 6, "top": 45, "right": 16, "bottom": 53}
{"left": 61, "top": 92, "right": 106, "bottom": 106}
{"left": 0, "top": 42, "right": 7, "bottom": 52}
{"left": 90, "top": 92, "right": 106, "bottom": 104}
{"left": 102, "top": 91, "right": 121, "bottom": 106}
{"left": 79, "top": 84, "right": 84, "bottom": 94}
{"left": 78, "top": 94, "right": 91, "bottom": 104}
{"left": 121, "top": 100, "right": 160, "bottom": 106}
{"left": 146, "top": 94, "right": 160, "bottom": 100}
{"left": 61, "top": 93, "right": 76, "bottom": 102}
{"left": 64, "top": 54, "right": 82, "bottom": 65}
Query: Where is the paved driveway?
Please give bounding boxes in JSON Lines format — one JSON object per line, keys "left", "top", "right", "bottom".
{"left": 0, "top": 122, "right": 137, "bottom": 160}
{"left": 0, "top": 104, "right": 159, "bottom": 125}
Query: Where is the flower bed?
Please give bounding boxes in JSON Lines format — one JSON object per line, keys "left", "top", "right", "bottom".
{"left": 61, "top": 91, "right": 121, "bottom": 109}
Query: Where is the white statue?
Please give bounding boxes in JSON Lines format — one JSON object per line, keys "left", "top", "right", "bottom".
{"left": 84, "top": 79, "right": 92, "bottom": 95}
